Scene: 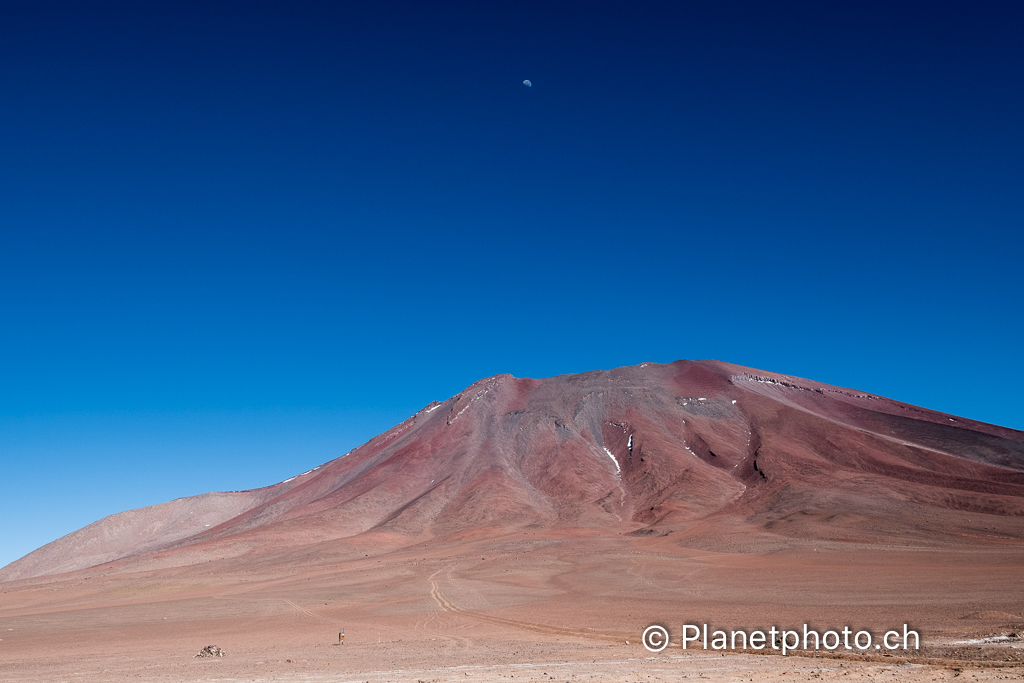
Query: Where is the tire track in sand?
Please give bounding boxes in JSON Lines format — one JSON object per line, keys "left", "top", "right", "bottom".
{"left": 283, "top": 598, "right": 340, "bottom": 625}
{"left": 428, "top": 567, "right": 625, "bottom": 643}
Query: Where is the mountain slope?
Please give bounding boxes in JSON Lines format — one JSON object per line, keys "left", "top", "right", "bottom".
{"left": 4, "top": 359, "right": 1023, "bottom": 582}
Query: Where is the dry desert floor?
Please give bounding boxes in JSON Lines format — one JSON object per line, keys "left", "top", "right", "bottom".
{"left": 2, "top": 530, "right": 1023, "bottom": 682}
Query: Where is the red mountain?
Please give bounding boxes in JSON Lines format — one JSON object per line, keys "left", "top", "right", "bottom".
{"left": 4, "top": 359, "right": 1023, "bottom": 581}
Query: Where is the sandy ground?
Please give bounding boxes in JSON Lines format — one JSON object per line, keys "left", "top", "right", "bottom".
{"left": 2, "top": 530, "right": 1023, "bottom": 682}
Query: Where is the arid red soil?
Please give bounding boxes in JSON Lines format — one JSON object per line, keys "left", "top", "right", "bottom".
{"left": 2, "top": 360, "right": 1022, "bottom": 681}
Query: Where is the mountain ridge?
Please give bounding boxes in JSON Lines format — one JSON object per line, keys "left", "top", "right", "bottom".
{"left": 4, "top": 358, "right": 1022, "bottom": 582}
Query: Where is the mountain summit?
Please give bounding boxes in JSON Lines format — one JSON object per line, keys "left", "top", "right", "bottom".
{"left": 4, "top": 359, "right": 1023, "bottom": 581}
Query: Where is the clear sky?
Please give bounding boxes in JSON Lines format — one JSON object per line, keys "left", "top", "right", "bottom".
{"left": 1, "top": 1, "right": 1022, "bottom": 569}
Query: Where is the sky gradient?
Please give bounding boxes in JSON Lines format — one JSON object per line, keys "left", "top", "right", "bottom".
{"left": 1, "top": 1, "right": 1022, "bottom": 569}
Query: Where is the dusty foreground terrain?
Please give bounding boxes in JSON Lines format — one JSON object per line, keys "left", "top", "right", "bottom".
{"left": 2, "top": 529, "right": 1023, "bottom": 682}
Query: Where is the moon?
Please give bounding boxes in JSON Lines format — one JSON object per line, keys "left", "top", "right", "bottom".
{"left": 523, "top": 80, "right": 532, "bottom": 87}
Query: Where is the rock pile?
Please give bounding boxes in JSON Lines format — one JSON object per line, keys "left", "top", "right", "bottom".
{"left": 194, "top": 645, "right": 225, "bottom": 658}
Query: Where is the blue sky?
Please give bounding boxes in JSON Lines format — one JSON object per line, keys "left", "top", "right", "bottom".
{"left": 1, "top": 1, "right": 1022, "bottom": 569}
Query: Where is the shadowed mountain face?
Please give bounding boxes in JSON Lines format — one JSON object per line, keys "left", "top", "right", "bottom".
{"left": 4, "top": 360, "right": 1024, "bottom": 581}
